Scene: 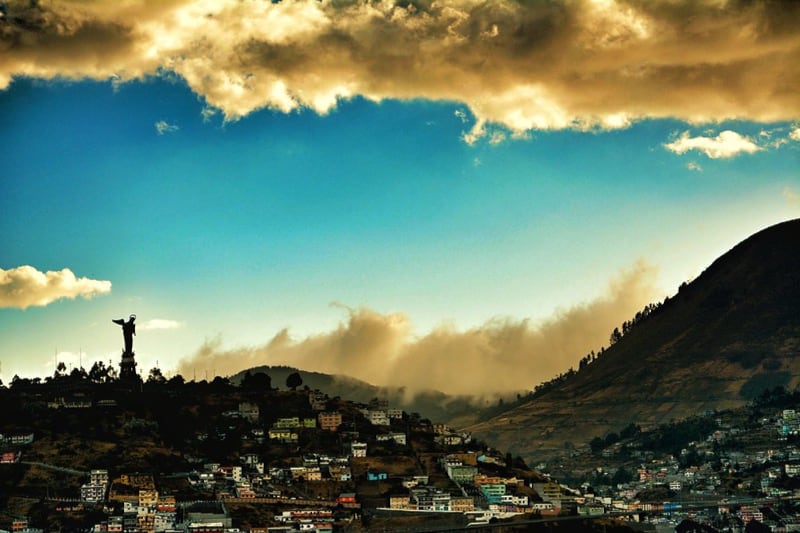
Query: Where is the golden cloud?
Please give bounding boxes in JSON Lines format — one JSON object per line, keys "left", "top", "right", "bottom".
{"left": 664, "top": 130, "right": 763, "bottom": 159}
{"left": 0, "top": 265, "right": 112, "bottom": 309}
{"left": 2, "top": 1, "right": 798, "bottom": 140}
{"left": 176, "top": 261, "right": 661, "bottom": 397}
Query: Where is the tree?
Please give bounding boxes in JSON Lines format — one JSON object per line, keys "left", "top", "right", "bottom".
{"left": 611, "top": 467, "right": 633, "bottom": 485}
{"left": 620, "top": 423, "right": 641, "bottom": 439}
{"left": 89, "top": 361, "right": 108, "bottom": 383}
{"left": 286, "top": 372, "right": 303, "bottom": 390}
{"left": 69, "top": 366, "right": 87, "bottom": 381}
{"left": 242, "top": 371, "right": 272, "bottom": 392}
{"left": 609, "top": 327, "right": 622, "bottom": 345}
{"left": 590, "top": 436, "right": 605, "bottom": 454}
{"left": 210, "top": 376, "right": 233, "bottom": 391}
{"left": 54, "top": 361, "right": 67, "bottom": 379}
{"left": 147, "top": 367, "right": 166, "bottom": 385}
{"left": 167, "top": 374, "right": 185, "bottom": 387}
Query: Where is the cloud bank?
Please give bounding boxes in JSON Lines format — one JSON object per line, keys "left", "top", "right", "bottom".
{"left": 177, "top": 261, "right": 661, "bottom": 397}
{"left": 2, "top": 1, "right": 799, "bottom": 141}
{"left": 0, "top": 265, "right": 111, "bottom": 310}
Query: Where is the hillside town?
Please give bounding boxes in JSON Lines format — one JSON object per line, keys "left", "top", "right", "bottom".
{"left": 536, "top": 389, "right": 800, "bottom": 531}
{"left": 3, "top": 372, "right": 800, "bottom": 532}
{"left": 1, "top": 373, "right": 545, "bottom": 532}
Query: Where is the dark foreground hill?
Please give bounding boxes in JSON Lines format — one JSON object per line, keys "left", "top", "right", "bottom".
{"left": 465, "top": 218, "right": 800, "bottom": 464}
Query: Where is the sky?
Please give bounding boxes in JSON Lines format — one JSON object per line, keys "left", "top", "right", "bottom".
{"left": 0, "top": 0, "right": 798, "bottom": 396}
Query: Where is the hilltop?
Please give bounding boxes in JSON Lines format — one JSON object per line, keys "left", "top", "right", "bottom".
{"left": 0, "top": 373, "right": 553, "bottom": 532}
{"left": 464, "top": 218, "right": 800, "bottom": 463}
{"left": 230, "top": 365, "right": 482, "bottom": 424}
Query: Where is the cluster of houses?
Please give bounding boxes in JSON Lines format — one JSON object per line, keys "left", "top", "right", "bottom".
{"left": 383, "top": 451, "right": 551, "bottom": 516}
{"left": 0, "top": 432, "right": 34, "bottom": 446}
{"left": 0, "top": 432, "right": 34, "bottom": 464}
{"left": 536, "top": 406, "right": 800, "bottom": 531}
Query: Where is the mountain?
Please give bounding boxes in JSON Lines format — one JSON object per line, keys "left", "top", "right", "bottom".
{"left": 230, "top": 365, "right": 480, "bottom": 423}
{"left": 464, "top": 218, "right": 800, "bottom": 464}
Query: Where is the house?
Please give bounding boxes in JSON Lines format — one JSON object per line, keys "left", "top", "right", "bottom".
{"left": 11, "top": 519, "right": 29, "bottom": 531}
{"left": 81, "top": 483, "right": 106, "bottom": 503}
{"left": 337, "top": 493, "right": 357, "bottom": 504}
{"left": 376, "top": 432, "right": 407, "bottom": 445}
{"left": 290, "top": 467, "right": 308, "bottom": 480}
{"left": 305, "top": 468, "right": 323, "bottom": 481}
{"left": 235, "top": 482, "right": 256, "bottom": 498}
{"left": 501, "top": 494, "right": 529, "bottom": 507}
{"left": 448, "top": 452, "right": 478, "bottom": 466}
{"left": 268, "top": 429, "right": 299, "bottom": 443}
{"left": 387, "top": 408, "right": 404, "bottom": 419}
{"left": 241, "top": 453, "right": 261, "bottom": 466}
{"left": 389, "top": 495, "right": 411, "bottom": 509}
{"left": 106, "top": 516, "right": 123, "bottom": 532}
{"left": 273, "top": 417, "right": 301, "bottom": 429}
{"left": 1, "top": 451, "right": 18, "bottom": 463}
{"left": 351, "top": 442, "right": 367, "bottom": 458}
{"left": 532, "top": 482, "right": 562, "bottom": 502}
{"left": 367, "top": 410, "right": 390, "bottom": 426}
{"left": 318, "top": 411, "right": 342, "bottom": 431}
{"left": 238, "top": 402, "right": 260, "bottom": 422}
{"left": 785, "top": 463, "right": 800, "bottom": 477}
{"left": 450, "top": 496, "right": 475, "bottom": 512}
{"left": 90, "top": 469, "right": 109, "bottom": 487}
{"left": 480, "top": 484, "right": 506, "bottom": 504}
{"left": 442, "top": 434, "right": 463, "bottom": 446}
{"left": 157, "top": 496, "right": 176, "bottom": 512}
{"left": 411, "top": 487, "right": 451, "bottom": 511}
{"left": 328, "top": 465, "right": 352, "bottom": 481}
{"left": 217, "top": 465, "right": 242, "bottom": 482}
{"left": 154, "top": 511, "right": 176, "bottom": 531}
{"left": 308, "top": 391, "right": 328, "bottom": 411}
{"left": 139, "top": 489, "right": 158, "bottom": 508}
{"left": 446, "top": 464, "right": 477, "bottom": 484}
{"left": 10, "top": 433, "right": 34, "bottom": 445}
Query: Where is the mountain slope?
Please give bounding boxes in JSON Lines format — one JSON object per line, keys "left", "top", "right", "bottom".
{"left": 465, "top": 218, "right": 800, "bottom": 463}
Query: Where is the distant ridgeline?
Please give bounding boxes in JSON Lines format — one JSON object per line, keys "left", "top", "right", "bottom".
{"left": 466, "top": 218, "right": 800, "bottom": 463}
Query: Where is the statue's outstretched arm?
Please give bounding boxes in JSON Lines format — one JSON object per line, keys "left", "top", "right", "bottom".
{"left": 112, "top": 319, "right": 124, "bottom": 325}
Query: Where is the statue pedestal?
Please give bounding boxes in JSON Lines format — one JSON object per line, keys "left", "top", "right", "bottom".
{"left": 120, "top": 349, "right": 138, "bottom": 381}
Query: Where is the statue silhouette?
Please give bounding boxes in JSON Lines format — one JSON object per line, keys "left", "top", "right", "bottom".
{"left": 112, "top": 314, "right": 136, "bottom": 354}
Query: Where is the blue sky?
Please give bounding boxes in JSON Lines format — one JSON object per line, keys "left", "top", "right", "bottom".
{"left": 0, "top": 1, "right": 798, "bottom": 393}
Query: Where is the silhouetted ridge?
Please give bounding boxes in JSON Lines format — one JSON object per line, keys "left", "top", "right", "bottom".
{"left": 466, "top": 218, "right": 800, "bottom": 463}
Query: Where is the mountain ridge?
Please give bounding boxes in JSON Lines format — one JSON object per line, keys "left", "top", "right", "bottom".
{"left": 464, "top": 218, "right": 800, "bottom": 463}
